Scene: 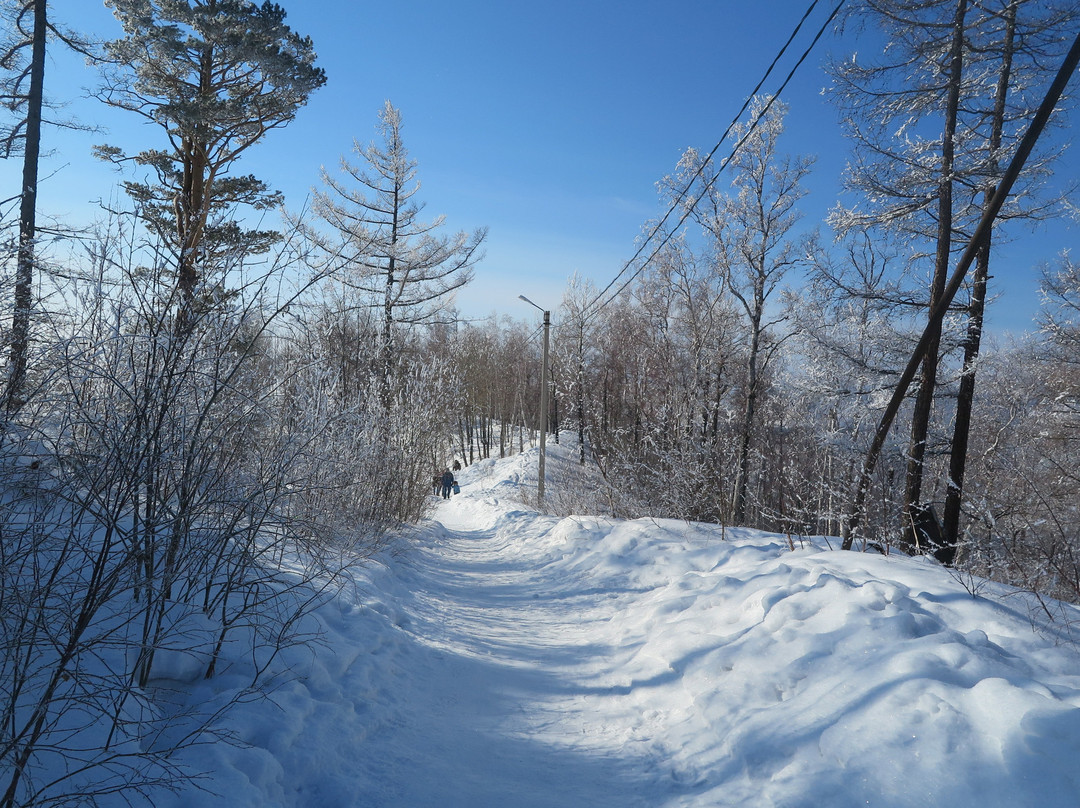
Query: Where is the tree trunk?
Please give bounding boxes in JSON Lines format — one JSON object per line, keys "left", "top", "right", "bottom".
{"left": 577, "top": 336, "right": 586, "bottom": 465}
{"left": 942, "top": 1, "right": 1016, "bottom": 560}
{"left": 381, "top": 252, "right": 396, "bottom": 411}
{"left": 176, "top": 43, "right": 215, "bottom": 311}
{"left": 902, "top": 0, "right": 967, "bottom": 551}
{"left": 551, "top": 383, "right": 559, "bottom": 444}
{"left": 5, "top": 0, "right": 46, "bottom": 414}
{"left": 732, "top": 309, "right": 762, "bottom": 524}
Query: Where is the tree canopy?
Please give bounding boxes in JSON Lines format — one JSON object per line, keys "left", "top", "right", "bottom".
{"left": 96, "top": 0, "right": 326, "bottom": 303}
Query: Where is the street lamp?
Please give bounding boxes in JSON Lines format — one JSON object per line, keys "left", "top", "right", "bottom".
{"left": 519, "top": 295, "right": 550, "bottom": 505}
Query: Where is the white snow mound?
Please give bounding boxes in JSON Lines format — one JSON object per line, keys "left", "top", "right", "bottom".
{"left": 153, "top": 445, "right": 1080, "bottom": 808}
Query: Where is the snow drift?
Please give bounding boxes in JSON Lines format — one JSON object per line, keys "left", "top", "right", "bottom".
{"left": 143, "top": 445, "right": 1080, "bottom": 807}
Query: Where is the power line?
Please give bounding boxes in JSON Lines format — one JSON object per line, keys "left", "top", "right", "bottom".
{"left": 583, "top": 0, "right": 846, "bottom": 320}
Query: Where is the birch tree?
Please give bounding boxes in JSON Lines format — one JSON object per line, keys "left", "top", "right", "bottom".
{"left": 669, "top": 97, "right": 813, "bottom": 525}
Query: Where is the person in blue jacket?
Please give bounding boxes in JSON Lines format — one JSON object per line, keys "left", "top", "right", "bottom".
{"left": 440, "top": 468, "right": 454, "bottom": 499}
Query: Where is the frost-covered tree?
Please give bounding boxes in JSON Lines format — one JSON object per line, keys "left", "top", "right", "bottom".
{"left": 828, "top": 0, "right": 1078, "bottom": 553}
{"left": 564, "top": 234, "right": 747, "bottom": 523}
{"left": 0, "top": 217, "right": 373, "bottom": 808}
{"left": 787, "top": 232, "right": 917, "bottom": 542}
{"left": 940, "top": 258, "right": 1080, "bottom": 603}
{"left": 636, "top": 238, "right": 744, "bottom": 522}
{"left": 1038, "top": 253, "right": 1080, "bottom": 409}
{"left": 833, "top": 0, "right": 971, "bottom": 551}
{"left": 555, "top": 274, "right": 600, "bottom": 466}
{"left": 668, "top": 97, "right": 813, "bottom": 524}
{"left": 312, "top": 100, "right": 486, "bottom": 408}
{"left": 940, "top": 0, "right": 1079, "bottom": 552}
{"left": 95, "top": 0, "right": 325, "bottom": 310}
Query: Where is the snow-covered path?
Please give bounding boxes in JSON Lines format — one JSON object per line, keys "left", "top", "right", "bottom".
{"left": 158, "top": 448, "right": 1080, "bottom": 808}
{"left": 347, "top": 478, "right": 683, "bottom": 807}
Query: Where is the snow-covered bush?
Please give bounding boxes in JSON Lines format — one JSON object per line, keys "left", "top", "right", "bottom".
{"left": 0, "top": 226, "right": 431, "bottom": 805}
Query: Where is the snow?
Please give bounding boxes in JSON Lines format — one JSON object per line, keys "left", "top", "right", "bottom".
{"left": 140, "top": 445, "right": 1080, "bottom": 807}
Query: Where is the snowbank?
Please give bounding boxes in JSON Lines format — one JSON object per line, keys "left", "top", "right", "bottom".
{"left": 147, "top": 444, "right": 1080, "bottom": 807}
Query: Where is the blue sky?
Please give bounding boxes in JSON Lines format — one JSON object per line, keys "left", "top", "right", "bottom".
{"left": 10, "top": 0, "right": 1077, "bottom": 331}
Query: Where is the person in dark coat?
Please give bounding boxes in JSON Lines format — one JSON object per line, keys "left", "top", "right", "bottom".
{"left": 440, "top": 468, "right": 454, "bottom": 499}
{"left": 432, "top": 474, "right": 441, "bottom": 496}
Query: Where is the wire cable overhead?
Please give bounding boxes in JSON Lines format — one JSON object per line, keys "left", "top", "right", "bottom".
{"left": 583, "top": 0, "right": 846, "bottom": 320}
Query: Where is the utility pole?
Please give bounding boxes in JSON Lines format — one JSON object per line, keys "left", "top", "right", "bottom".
{"left": 519, "top": 295, "right": 550, "bottom": 505}
{"left": 538, "top": 308, "right": 550, "bottom": 504}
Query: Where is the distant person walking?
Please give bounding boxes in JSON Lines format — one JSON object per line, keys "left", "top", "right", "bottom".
{"left": 440, "top": 468, "right": 455, "bottom": 500}
{"left": 432, "top": 474, "right": 441, "bottom": 496}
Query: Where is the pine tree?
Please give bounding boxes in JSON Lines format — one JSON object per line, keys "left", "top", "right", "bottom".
{"left": 96, "top": 0, "right": 326, "bottom": 310}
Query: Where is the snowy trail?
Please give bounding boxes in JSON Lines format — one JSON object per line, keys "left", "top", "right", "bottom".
{"left": 354, "top": 483, "right": 677, "bottom": 808}
{"left": 157, "top": 448, "right": 1080, "bottom": 808}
